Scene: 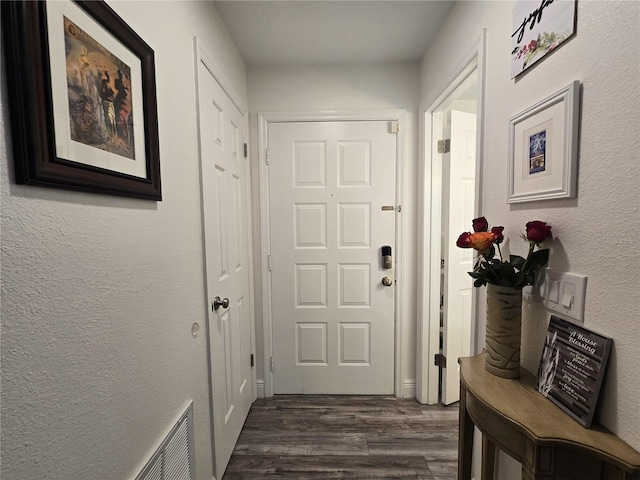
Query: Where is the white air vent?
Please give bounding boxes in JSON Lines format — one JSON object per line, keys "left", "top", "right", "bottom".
{"left": 136, "top": 403, "right": 195, "bottom": 480}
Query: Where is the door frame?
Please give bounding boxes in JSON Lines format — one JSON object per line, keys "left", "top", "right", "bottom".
{"left": 416, "top": 31, "right": 487, "bottom": 404}
{"left": 258, "top": 110, "right": 407, "bottom": 398}
{"left": 193, "top": 37, "right": 258, "bottom": 474}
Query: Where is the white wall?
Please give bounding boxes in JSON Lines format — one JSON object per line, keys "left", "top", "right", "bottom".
{"left": 247, "top": 63, "right": 420, "bottom": 393}
{"left": 0, "top": 1, "right": 246, "bottom": 479}
{"left": 420, "top": 0, "right": 640, "bottom": 477}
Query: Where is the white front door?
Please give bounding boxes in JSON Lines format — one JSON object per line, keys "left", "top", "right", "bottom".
{"left": 442, "top": 109, "right": 476, "bottom": 405}
{"left": 196, "top": 58, "right": 253, "bottom": 477}
{"left": 267, "top": 120, "right": 397, "bottom": 394}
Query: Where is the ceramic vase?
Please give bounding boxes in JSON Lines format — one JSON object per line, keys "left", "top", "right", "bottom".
{"left": 485, "top": 284, "right": 522, "bottom": 378}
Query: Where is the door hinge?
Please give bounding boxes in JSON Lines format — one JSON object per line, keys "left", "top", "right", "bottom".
{"left": 270, "top": 357, "right": 275, "bottom": 372}
{"left": 437, "top": 139, "right": 450, "bottom": 154}
{"left": 244, "top": 143, "right": 248, "bottom": 158}
{"left": 434, "top": 353, "right": 447, "bottom": 368}
{"left": 390, "top": 121, "right": 399, "bottom": 134}
{"left": 250, "top": 353, "right": 254, "bottom": 367}
{"left": 265, "top": 148, "right": 270, "bottom": 165}
{"left": 268, "top": 255, "right": 273, "bottom": 271}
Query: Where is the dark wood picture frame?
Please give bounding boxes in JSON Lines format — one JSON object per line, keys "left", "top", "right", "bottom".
{"left": 2, "top": 0, "right": 162, "bottom": 200}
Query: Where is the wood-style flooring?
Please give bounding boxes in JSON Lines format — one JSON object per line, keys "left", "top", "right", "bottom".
{"left": 223, "top": 396, "right": 458, "bottom": 479}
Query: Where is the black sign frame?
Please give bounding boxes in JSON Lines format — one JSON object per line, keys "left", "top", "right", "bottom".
{"left": 538, "top": 315, "right": 613, "bottom": 428}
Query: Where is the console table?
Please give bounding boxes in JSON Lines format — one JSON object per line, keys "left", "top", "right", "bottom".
{"left": 458, "top": 354, "right": 640, "bottom": 480}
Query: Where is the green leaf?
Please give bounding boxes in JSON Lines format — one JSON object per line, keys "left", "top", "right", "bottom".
{"left": 510, "top": 255, "right": 526, "bottom": 269}
{"left": 498, "top": 262, "right": 515, "bottom": 280}
{"left": 528, "top": 249, "right": 550, "bottom": 268}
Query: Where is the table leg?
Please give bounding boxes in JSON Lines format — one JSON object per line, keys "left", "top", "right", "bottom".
{"left": 458, "top": 384, "right": 473, "bottom": 480}
{"left": 482, "top": 434, "right": 496, "bottom": 480}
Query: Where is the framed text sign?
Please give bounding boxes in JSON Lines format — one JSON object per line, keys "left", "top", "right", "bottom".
{"left": 538, "top": 315, "right": 613, "bottom": 428}
{"left": 511, "top": 0, "right": 577, "bottom": 79}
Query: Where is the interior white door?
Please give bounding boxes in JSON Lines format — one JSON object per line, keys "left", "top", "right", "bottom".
{"left": 197, "top": 60, "right": 253, "bottom": 477}
{"left": 442, "top": 110, "right": 476, "bottom": 405}
{"left": 268, "top": 120, "right": 397, "bottom": 394}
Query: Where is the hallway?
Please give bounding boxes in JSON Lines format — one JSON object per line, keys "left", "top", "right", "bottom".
{"left": 223, "top": 396, "right": 458, "bottom": 479}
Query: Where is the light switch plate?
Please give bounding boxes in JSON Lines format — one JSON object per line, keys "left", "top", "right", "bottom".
{"left": 543, "top": 269, "right": 587, "bottom": 323}
{"left": 523, "top": 269, "right": 587, "bottom": 323}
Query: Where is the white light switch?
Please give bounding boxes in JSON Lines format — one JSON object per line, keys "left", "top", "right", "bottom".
{"left": 548, "top": 280, "right": 560, "bottom": 304}
{"left": 562, "top": 284, "right": 574, "bottom": 308}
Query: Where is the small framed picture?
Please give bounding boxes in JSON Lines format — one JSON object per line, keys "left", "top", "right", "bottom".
{"left": 508, "top": 81, "right": 580, "bottom": 203}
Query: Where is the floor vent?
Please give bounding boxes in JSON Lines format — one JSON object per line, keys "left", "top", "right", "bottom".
{"left": 136, "top": 403, "right": 195, "bottom": 480}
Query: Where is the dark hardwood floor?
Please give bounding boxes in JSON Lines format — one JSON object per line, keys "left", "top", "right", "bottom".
{"left": 223, "top": 396, "right": 458, "bottom": 479}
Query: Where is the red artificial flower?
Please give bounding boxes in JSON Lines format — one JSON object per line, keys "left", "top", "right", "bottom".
{"left": 456, "top": 232, "right": 472, "bottom": 248}
{"left": 472, "top": 217, "right": 489, "bottom": 232}
{"left": 491, "top": 226, "right": 505, "bottom": 244}
{"left": 526, "top": 221, "right": 553, "bottom": 244}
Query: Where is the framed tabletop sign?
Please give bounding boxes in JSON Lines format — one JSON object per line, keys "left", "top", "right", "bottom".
{"left": 1, "top": 0, "right": 162, "bottom": 200}
{"left": 538, "top": 315, "right": 613, "bottom": 428}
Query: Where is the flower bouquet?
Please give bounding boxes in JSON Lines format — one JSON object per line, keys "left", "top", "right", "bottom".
{"left": 456, "top": 217, "right": 552, "bottom": 289}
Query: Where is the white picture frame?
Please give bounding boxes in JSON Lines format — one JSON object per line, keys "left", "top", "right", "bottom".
{"left": 508, "top": 81, "right": 580, "bottom": 203}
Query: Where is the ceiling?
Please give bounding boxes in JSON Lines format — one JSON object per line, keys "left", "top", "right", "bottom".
{"left": 213, "top": 1, "right": 455, "bottom": 66}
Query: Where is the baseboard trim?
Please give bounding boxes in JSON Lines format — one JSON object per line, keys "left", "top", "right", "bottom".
{"left": 256, "top": 379, "right": 415, "bottom": 399}
{"left": 256, "top": 380, "right": 265, "bottom": 398}
{"left": 402, "top": 379, "right": 416, "bottom": 399}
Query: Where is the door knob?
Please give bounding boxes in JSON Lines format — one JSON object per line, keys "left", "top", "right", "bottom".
{"left": 382, "top": 276, "right": 393, "bottom": 287}
{"left": 212, "top": 296, "right": 230, "bottom": 311}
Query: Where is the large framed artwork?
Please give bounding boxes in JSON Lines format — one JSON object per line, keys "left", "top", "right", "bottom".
{"left": 511, "top": 0, "right": 577, "bottom": 79}
{"left": 508, "top": 81, "right": 580, "bottom": 203}
{"left": 1, "top": 0, "right": 162, "bottom": 200}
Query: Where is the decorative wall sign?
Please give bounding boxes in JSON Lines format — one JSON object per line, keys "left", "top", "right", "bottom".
{"left": 1, "top": 0, "right": 161, "bottom": 200}
{"left": 508, "top": 81, "right": 580, "bottom": 203}
{"left": 511, "top": 0, "right": 577, "bottom": 79}
{"left": 538, "top": 315, "right": 613, "bottom": 428}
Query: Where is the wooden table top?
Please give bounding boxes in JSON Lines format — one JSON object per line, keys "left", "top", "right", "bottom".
{"left": 459, "top": 354, "right": 640, "bottom": 471}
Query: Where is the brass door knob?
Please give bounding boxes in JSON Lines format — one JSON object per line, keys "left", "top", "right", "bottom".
{"left": 382, "top": 276, "right": 393, "bottom": 287}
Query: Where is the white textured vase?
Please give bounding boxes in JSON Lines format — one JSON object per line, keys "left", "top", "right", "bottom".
{"left": 485, "top": 284, "right": 522, "bottom": 379}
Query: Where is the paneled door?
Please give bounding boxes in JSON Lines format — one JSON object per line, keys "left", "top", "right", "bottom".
{"left": 268, "top": 120, "right": 397, "bottom": 394}
{"left": 196, "top": 56, "right": 253, "bottom": 477}
{"left": 441, "top": 109, "right": 477, "bottom": 405}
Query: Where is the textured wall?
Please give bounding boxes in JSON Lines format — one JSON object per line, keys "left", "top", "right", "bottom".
{"left": 247, "top": 63, "right": 420, "bottom": 392}
{"left": 420, "top": 0, "right": 640, "bottom": 476}
{"left": 0, "top": 1, "right": 246, "bottom": 479}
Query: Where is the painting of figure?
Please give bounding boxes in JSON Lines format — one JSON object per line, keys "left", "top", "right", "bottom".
{"left": 64, "top": 16, "right": 135, "bottom": 160}
{"left": 529, "top": 130, "right": 546, "bottom": 175}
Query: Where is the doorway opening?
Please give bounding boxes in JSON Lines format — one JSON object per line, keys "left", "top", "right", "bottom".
{"left": 433, "top": 72, "right": 478, "bottom": 405}
{"left": 417, "top": 31, "right": 486, "bottom": 406}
